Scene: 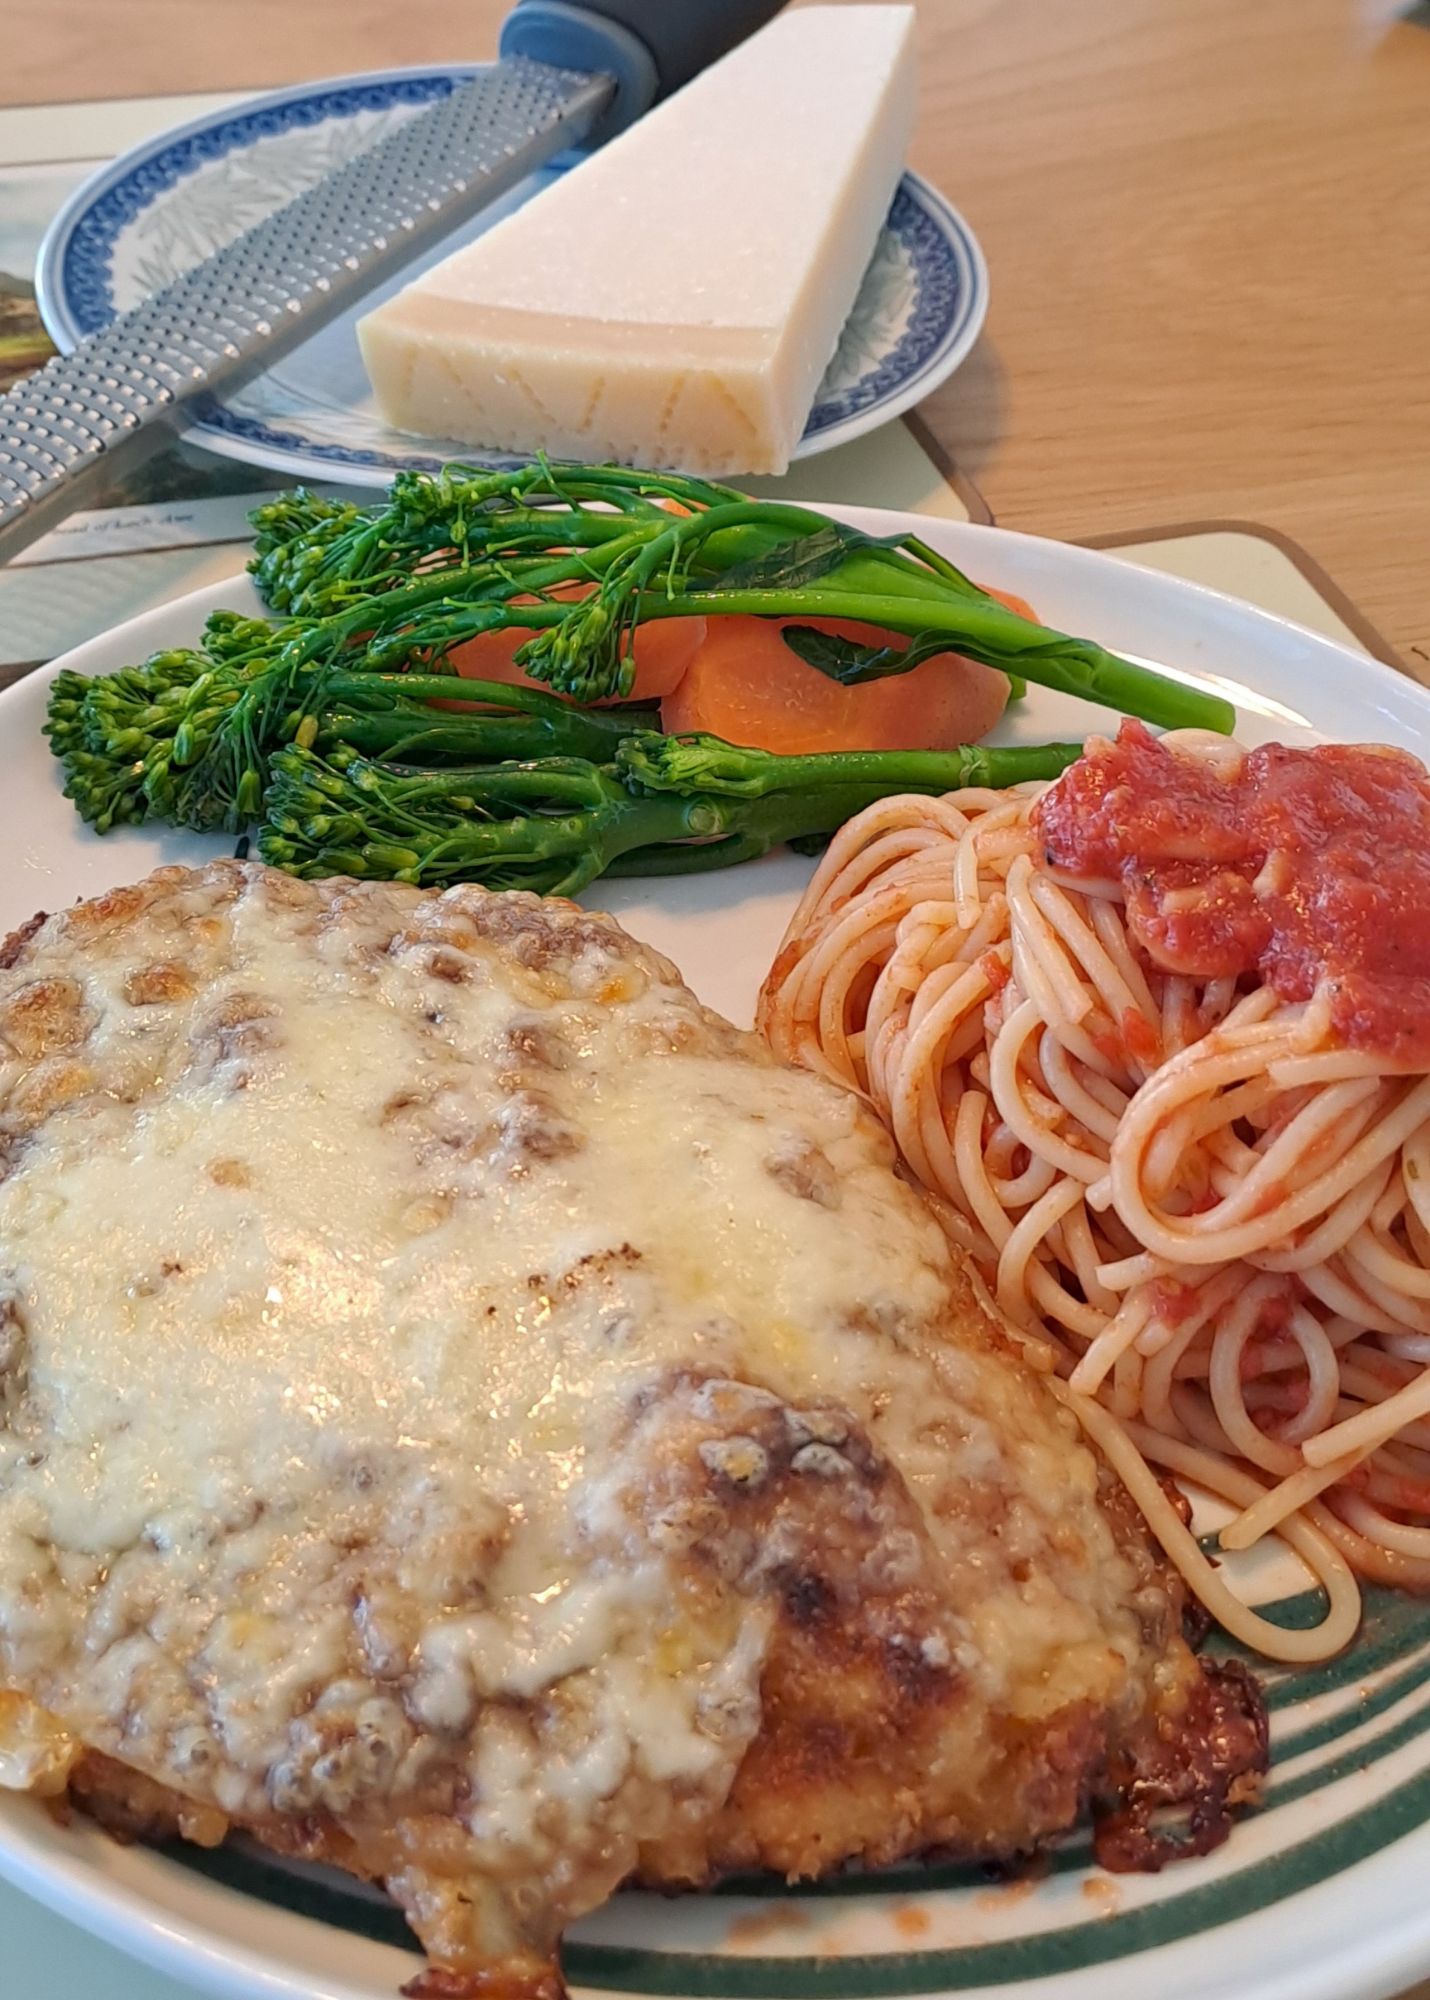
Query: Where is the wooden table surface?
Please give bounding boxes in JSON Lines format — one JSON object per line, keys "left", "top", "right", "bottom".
{"left": 6, "top": 0, "right": 1430, "bottom": 669}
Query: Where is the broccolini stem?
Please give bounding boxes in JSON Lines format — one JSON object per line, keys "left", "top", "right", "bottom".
{"left": 597, "top": 786, "right": 908, "bottom": 877}
{"left": 259, "top": 746, "right": 694, "bottom": 894}
{"left": 319, "top": 671, "right": 643, "bottom": 763}
{"left": 322, "top": 671, "right": 644, "bottom": 735}
{"left": 622, "top": 586, "right": 1233, "bottom": 734}
{"left": 324, "top": 710, "right": 637, "bottom": 766}
{"left": 617, "top": 733, "right": 1083, "bottom": 800}
{"left": 257, "top": 748, "right": 915, "bottom": 895}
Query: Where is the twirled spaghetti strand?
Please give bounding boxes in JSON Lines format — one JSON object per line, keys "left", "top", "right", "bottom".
{"left": 758, "top": 750, "right": 1430, "bottom": 1660}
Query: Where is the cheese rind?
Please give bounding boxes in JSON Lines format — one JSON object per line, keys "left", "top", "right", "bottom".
{"left": 357, "top": 6, "right": 917, "bottom": 475}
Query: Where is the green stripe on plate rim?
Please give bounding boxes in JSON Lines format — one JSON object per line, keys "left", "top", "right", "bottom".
{"left": 173, "top": 1733, "right": 1430, "bottom": 1996}
{"left": 570, "top": 1746, "right": 1430, "bottom": 1997}
{"left": 1219, "top": 1584, "right": 1430, "bottom": 1707}
{"left": 162, "top": 1583, "right": 1430, "bottom": 1991}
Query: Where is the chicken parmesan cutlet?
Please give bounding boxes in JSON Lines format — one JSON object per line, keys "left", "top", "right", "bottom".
{"left": 0, "top": 862, "right": 1263, "bottom": 1995}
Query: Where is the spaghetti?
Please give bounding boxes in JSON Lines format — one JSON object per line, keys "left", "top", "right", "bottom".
{"left": 758, "top": 724, "right": 1430, "bottom": 1662}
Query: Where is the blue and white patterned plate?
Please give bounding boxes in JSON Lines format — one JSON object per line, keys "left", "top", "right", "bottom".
{"left": 36, "top": 65, "right": 990, "bottom": 487}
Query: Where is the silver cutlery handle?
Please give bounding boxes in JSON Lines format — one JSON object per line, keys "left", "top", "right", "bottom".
{"left": 0, "top": 58, "right": 610, "bottom": 565}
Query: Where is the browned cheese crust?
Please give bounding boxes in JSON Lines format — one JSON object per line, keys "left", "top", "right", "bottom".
{"left": 0, "top": 863, "right": 1265, "bottom": 1996}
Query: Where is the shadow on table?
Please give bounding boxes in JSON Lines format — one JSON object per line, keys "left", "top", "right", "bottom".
{"left": 920, "top": 335, "right": 1006, "bottom": 482}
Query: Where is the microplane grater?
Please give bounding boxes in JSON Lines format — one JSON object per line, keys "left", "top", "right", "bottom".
{"left": 0, "top": 60, "right": 610, "bottom": 563}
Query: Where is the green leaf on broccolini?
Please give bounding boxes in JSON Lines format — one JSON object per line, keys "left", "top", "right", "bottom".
{"left": 243, "top": 462, "right": 1234, "bottom": 734}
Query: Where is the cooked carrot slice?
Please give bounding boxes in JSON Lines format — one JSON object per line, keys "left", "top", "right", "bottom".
{"left": 983, "top": 584, "right": 1039, "bottom": 624}
{"left": 446, "top": 572, "right": 1034, "bottom": 727}
{"left": 660, "top": 615, "right": 1010, "bottom": 756}
{"left": 449, "top": 587, "right": 705, "bottom": 703}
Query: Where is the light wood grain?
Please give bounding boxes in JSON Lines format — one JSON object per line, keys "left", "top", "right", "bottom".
{"left": 6, "top": 0, "right": 1430, "bottom": 667}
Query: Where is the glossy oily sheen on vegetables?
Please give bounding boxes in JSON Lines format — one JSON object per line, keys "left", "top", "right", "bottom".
{"left": 45, "top": 461, "right": 1234, "bottom": 893}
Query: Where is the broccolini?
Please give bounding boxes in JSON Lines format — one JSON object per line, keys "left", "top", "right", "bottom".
{"left": 43, "top": 457, "right": 1229, "bottom": 895}
{"left": 259, "top": 738, "right": 1084, "bottom": 896}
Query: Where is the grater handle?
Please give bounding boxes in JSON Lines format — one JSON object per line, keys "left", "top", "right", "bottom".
{"left": 501, "top": 0, "right": 787, "bottom": 138}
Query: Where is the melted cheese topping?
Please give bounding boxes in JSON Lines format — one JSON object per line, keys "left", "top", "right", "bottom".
{"left": 0, "top": 865, "right": 1165, "bottom": 1963}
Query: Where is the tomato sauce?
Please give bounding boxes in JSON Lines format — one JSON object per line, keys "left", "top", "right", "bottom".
{"left": 1147, "top": 1277, "right": 1199, "bottom": 1325}
{"left": 978, "top": 949, "right": 1012, "bottom": 995}
{"left": 1034, "top": 720, "right": 1430, "bottom": 1066}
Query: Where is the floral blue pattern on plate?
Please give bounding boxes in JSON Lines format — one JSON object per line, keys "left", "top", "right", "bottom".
{"left": 36, "top": 65, "right": 990, "bottom": 487}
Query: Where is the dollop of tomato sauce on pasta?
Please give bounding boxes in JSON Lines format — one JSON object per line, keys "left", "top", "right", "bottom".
{"left": 1034, "top": 719, "right": 1430, "bottom": 1065}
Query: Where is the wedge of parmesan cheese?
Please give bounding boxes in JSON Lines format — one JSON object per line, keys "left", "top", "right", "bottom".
{"left": 357, "top": 6, "right": 916, "bottom": 476}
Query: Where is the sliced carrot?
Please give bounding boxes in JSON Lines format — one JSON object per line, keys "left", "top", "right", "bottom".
{"left": 983, "top": 584, "right": 1039, "bottom": 624}
{"left": 660, "top": 615, "right": 1010, "bottom": 756}
{"left": 448, "top": 587, "right": 705, "bottom": 703}
{"left": 445, "top": 570, "right": 1035, "bottom": 726}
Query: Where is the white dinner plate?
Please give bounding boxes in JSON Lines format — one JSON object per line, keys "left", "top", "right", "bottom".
{"left": 3, "top": 510, "right": 1430, "bottom": 2000}
{"left": 35, "top": 67, "right": 989, "bottom": 483}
